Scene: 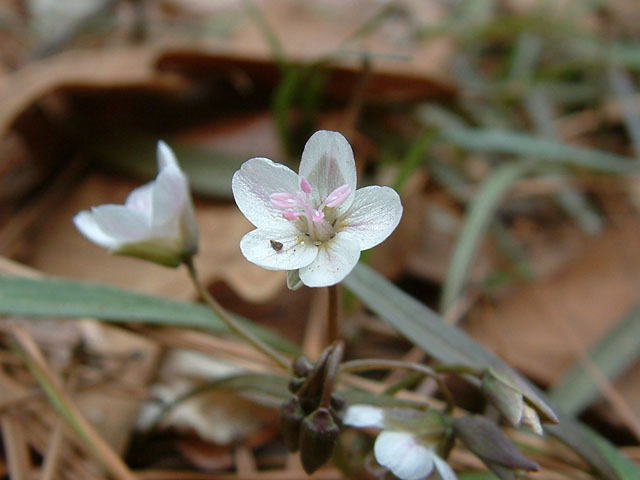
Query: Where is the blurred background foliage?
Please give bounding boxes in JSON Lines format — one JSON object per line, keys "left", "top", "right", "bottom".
{"left": 1, "top": 0, "right": 640, "bottom": 479}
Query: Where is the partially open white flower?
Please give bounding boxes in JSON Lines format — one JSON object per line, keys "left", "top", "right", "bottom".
{"left": 344, "top": 405, "right": 457, "bottom": 480}
{"left": 232, "top": 130, "right": 403, "bottom": 288}
{"left": 74, "top": 141, "right": 198, "bottom": 267}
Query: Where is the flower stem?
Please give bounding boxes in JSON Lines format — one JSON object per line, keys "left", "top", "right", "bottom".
{"left": 184, "top": 258, "right": 290, "bottom": 371}
{"left": 339, "top": 358, "right": 456, "bottom": 414}
{"left": 327, "top": 284, "right": 340, "bottom": 345}
{"left": 431, "top": 364, "right": 485, "bottom": 377}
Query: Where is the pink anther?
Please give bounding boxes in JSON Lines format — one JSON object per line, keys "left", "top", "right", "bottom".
{"left": 283, "top": 210, "right": 299, "bottom": 221}
{"left": 324, "top": 184, "right": 351, "bottom": 208}
{"left": 300, "top": 176, "right": 313, "bottom": 194}
{"left": 270, "top": 192, "right": 298, "bottom": 209}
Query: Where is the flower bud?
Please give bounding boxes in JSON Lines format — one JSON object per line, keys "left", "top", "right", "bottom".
{"left": 453, "top": 415, "right": 539, "bottom": 479}
{"left": 482, "top": 365, "right": 558, "bottom": 434}
{"left": 74, "top": 141, "right": 199, "bottom": 267}
{"left": 292, "top": 356, "right": 313, "bottom": 377}
{"left": 299, "top": 407, "right": 341, "bottom": 474}
{"left": 280, "top": 397, "right": 304, "bottom": 452}
{"left": 482, "top": 369, "right": 524, "bottom": 427}
{"left": 288, "top": 377, "right": 305, "bottom": 393}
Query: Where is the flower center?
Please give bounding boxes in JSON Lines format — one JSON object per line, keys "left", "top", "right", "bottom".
{"left": 270, "top": 176, "right": 351, "bottom": 243}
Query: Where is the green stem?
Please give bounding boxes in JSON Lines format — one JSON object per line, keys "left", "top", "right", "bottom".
{"left": 184, "top": 258, "right": 290, "bottom": 371}
{"left": 431, "top": 364, "right": 485, "bottom": 377}
{"left": 383, "top": 371, "right": 426, "bottom": 395}
{"left": 339, "top": 358, "right": 456, "bottom": 414}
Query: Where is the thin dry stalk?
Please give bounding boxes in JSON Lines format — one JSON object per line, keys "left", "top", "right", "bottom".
{"left": 135, "top": 469, "right": 343, "bottom": 480}
{"left": 40, "top": 418, "right": 68, "bottom": 480}
{"left": 235, "top": 445, "right": 258, "bottom": 475}
{"left": 40, "top": 352, "right": 82, "bottom": 480}
{"left": 0, "top": 255, "right": 42, "bottom": 276}
{"left": 1, "top": 413, "right": 32, "bottom": 480}
{"left": 10, "top": 325, "right": 138, "bottom": 480}
{"left": 131, "top": 326, "right": 276, "bottom": 372}
{"left": 23, "top": 410, "right": 102, "bottom": 480}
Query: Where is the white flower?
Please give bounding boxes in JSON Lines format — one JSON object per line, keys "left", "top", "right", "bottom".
{"left": 344, "top": 405, "right": 457, "bottom": 480}
{"left": 73, "top": 141, "right": 198, "bottom": 267}
{"left": 232, "top": 130, "right": 403, "bottom": 288}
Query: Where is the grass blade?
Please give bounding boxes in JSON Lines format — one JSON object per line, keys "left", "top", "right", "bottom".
{"left": 609, "top": 67, "right": 640, "bottom": 157}
{"left": 549, "top": 300, "right": 640, "bottom": 415}
{"left": 440, "top": 127, "right": 638, "bottom": 174}
{"left": 0, "top": 275, "right": 299, "bottom": 355}
{"left": 441, "top": 162, "right": 528, "bottom": 312}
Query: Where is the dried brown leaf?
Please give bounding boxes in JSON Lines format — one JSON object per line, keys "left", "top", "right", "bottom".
{"left": 466, "top": 212, "right": 640, "bottom": 395}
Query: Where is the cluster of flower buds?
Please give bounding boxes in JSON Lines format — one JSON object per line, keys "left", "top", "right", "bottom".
{"left": 280, "top": 343, "right": 345, "bottom": 474}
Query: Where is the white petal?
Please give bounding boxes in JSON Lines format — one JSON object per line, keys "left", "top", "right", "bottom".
{"left": 157, "top": 140, "right": 178, "bottom": 170}
{"left": 298, "top": 231, "right": 360, "bottom": 287}
{"left": 151, "top": 162, "right": 188, "bottom": 228}
{"left": 299, "top": 131, "right": 357, "bottom": 214}
{"left": 179, "top": 195, "right": 199, "bottom": 255}
{"left": 73, "top": 210, "right": 119, "bottom": 249}
{"left": 239, "top": 225, "right": 318, "bottom": 271}
{"left": 433, "top": 455, "right": 458, "bottom": 480}
{"left": 342, "top": 186, "right": 403, "bottom": 250}
{"left": 125, "top": 182, "right": 154, "bottom": 215}
{"left": 343, "top": 405, "right": 386, "bottom": 428}
{"left": 88, "top": 204, "right": 150, "bottom": 243}
{"left": 286, "top": 270, "right": 303, "bottom": 290}
{"left": 374, "top": 431, "right": 434, "bottom": 480}
{"left": 232, "top": 157, "right": 300, "bottom": 228}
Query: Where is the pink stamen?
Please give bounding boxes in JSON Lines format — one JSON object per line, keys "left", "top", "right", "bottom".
{"left": 312, "top": 210, "right": 324, "bottom": 223}
{"left": 283, "top": 210, "right": 299, "bottom": 221}
{"left": 270, "top": 180, "right": 350, "bottom": 240}
{"left": 324, "top": 184, "right": 352, "bottom": 208}
{"left": 270, "top": 192, "right": 297, "bottom": 209}
{"left": 300, "top": 176, "right": 312, "bottom": 194}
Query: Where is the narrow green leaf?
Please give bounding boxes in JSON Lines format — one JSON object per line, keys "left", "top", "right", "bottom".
{"left": 344, "top": 263, "right": 498, "bottom": 369}
{"left": 549, "top": 300, "right": 640, "bottom": 415}
{"left": 440, "top": 128, "right": 638, "bottom": 174}
{"left": 0, "top": 275, "right": 299, "bottom": 355}
{"left": 243, "top": 0, "right": 287, "bottom": 70}
{"left": 441, "top": 162, "right": 528, "bottom": 312}
{"left": 272, "top": 66, "right": 302, "bottom": 154}
{"left": 343, "top": 263, "right": 638, "bottom": 480}
{"left": 609, "top": 68, "right": 640, "bottom": 157}
{"left": 583, "top": 427, "right": 640, "bottom": 479}
{"left": 525, "top": 88, "right": 603, "bottom": 234}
